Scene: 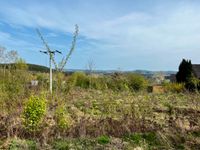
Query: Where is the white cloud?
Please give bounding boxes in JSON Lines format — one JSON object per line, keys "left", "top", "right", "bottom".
{"left": 1, "top": 0, "right": 200, "bottom": 70}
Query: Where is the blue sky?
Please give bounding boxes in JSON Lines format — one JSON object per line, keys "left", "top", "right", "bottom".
{"left": 1, "top": 0, "right": 200, "bottom": 71}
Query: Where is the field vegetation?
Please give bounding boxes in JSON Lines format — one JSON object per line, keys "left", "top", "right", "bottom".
{"left": 0, "top": 60, "right": 200, "bottom": 150}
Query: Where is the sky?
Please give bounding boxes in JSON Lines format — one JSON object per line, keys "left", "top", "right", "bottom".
{"left": 0, "top": 0, "right": 200, "bottom": 71}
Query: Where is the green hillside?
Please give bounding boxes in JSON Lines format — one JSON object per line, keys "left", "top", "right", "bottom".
{"left": 0, "top": 63, "right": 49, "bottom": 72}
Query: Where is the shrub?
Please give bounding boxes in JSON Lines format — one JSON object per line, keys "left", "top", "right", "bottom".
{"left": 127, "top": 74, "right": 148, "bottom": 91}
{"left": 55, "top": 106, "right": 73, "bottom": 130}
{"left": 67, "top": 72, "right": 90, "bottom": 88}
{"left": 185, "top": 77, "right": 200, "bottom": 92}
{"left": 22, "top": 95, "right": 46, "bottom": 131}
{"left": 66, "top": 72, "right": 148, "bottom": 92}
{"left": 89, "top": 76, "right": 108, "bottom": 90}
{"left": 15, "top": 58, "right": 28, "bottom": 70}
{"left": 164, "top": 83, "right": 185, "bottom": 93}
{"left": 106, "top": 76, "right": 129, "bottom": 91}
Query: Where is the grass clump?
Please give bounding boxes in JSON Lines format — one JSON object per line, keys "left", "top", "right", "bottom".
{"left": 124, "top": 133, "right": 143, "bottom": 145}
{"left": 52, "top": 139, "right": 97, "bottom": 150}
{"left": 53, "top": 140, "right": 70, "bottom": 150}
{"left": 8, "top": 139, "right": 37, "bottom": 150}
{"left": 97, "top": 135, "right": 110, "bottom": 145}
{"left": 192, "top": 131, "right": 200, "bottom": 137}
{"left": 124, "top": 132, "right": 161, "bottom": 148}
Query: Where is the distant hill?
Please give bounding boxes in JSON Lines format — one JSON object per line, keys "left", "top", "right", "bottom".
{"left": 0, "top": 63, "right": 49, "bottom": 72}
{"left": 27, "top": 64, "right": 49, "bottom": 72}
{"left": 65, "top": 69, "right": 177, "bottom": 77}
{"left": 0, "top": 63, "right": 177, "bottom": 76}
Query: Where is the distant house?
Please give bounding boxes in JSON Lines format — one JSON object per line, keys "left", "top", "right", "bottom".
{"left": 192, "top": 64, "right": 200, "bottom": 79}
{"left": 148, "top": 85, "right": 165, "bottom": 93}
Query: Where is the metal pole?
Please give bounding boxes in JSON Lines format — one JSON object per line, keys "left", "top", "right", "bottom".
{"left": 39, "top": 50, "right": 61, "bottom": 94}
{"left": 49, "top": 56, "right": 52, "bottom": 94}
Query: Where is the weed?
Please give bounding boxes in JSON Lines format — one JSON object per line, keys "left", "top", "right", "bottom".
{"left": 97, "top": 135, "right": 110, "bottom": 145}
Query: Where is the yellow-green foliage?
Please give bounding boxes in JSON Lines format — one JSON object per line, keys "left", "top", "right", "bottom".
{"left": 8, "top": 138, "right": 37, "bottom": 150}
{"left": 22, "top": 95, "right": 46, "bottom": 131}
{"left": 55, "top": 72, "right": 66, "bottom": 91}
{"left": 127, "top": 73, "right": 148, "bottom": 91}
{"left": 185, "top": 77, "right": 200, "bottom": 92}
{"left": 67, "top": 72, "right": 90, "bottom": 88}
{"left": 106, "top": 76, "right": 129, "bottom": 91}
{"left": 164, "top": 83, "right": 185, "bottom": 93}
{"left": 67, "top": 72, "right": 148, "bottom": 92}
{"left": 15, "top": 58, "right": 28, "bottom": 70}
{"left": 55, "top": 106, "right": 73, "bottom": 130}
{"left": 89, "top": 76, "right": 108, "bottom": 90}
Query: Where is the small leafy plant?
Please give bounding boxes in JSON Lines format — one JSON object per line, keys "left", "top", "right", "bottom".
{"left": 55, "top": 106, "right": 73, "bottom": 130}
{"left": 97, "top": 135, "right": 110, "bottom": 145}
{"left": 22, "top": 95, "right": 47, "bottom": 131}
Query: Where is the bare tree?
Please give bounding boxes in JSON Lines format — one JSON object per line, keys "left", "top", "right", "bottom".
{"left": 87, "top": 59, "right": 95, "bottom": 74}
{"left": 36, "top": 29, "right": 58, "bottom": 70}
{"left": 36, "top": 25, "right": 79, "bottom": 72}
{"left": 0, "top": 46, "right": 18, "bottom": 64}
{"left": 6, "top": 50, "right": 19, "bottom": 63}
{"left": 58, "top": 25, "right": 79, "bottom": 72}
{"left": 36, "top": 25, "right": 79, "bottom": 93}
{"left": 0, "top": 46, "right": 6, "bottom": 64}
{"left": 0, "top": 46, "right": 19, "bottom": 76}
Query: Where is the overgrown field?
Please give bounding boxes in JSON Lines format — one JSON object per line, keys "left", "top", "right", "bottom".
{"left": 0, "top": 68, "right": 200, "bottom": 149}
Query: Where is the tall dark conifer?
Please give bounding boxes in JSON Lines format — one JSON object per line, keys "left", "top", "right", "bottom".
{"left": 176, "top": 59, "right": 192, "bottom": 83}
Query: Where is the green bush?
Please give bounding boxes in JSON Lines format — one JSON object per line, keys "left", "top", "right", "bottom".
{"left": 185, "top": 77, "right": 200, "bottom": 92}
{"left": 67, "top": 72, "right": 108, "bottom": 90}
{"left": 89, "top": 76, "right": 108, "bottom": 90}
{"left": 164, "top": 83, "right": 185, "bottom": 93}
{"left": 22, "top": 95, "right": 46, "bottom": 131}
{"left": 67, "top": 72, "right": 90, "bottom": 88}
{"left": 55, "top": 106, "right": 73, "bottom": 130}
{"left": 127, "top": 74, "right": 148, "bottom": 91}
{"left": 66, "top": 72, "right": 148, "bottom": 92}
{"left": 106, "top": 76, "right": 129, "bottom": 91}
